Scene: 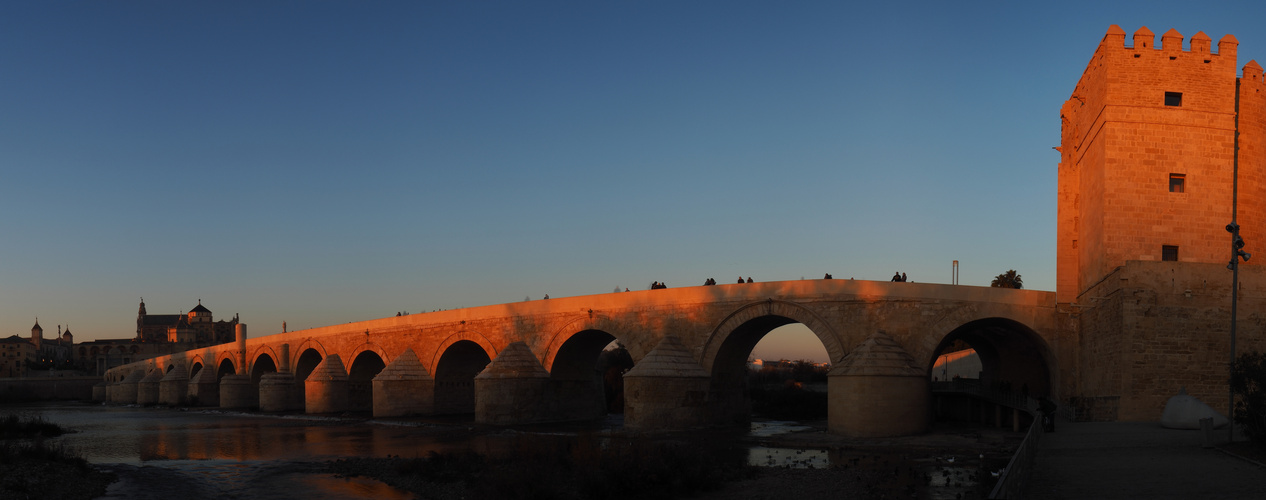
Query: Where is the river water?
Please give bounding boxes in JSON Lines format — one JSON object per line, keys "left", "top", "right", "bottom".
{"left": 11, "top": 402, "right": 829, "bottom": 499}
{"left": 10, "top": 402, "right": 1004, "bottom": 499}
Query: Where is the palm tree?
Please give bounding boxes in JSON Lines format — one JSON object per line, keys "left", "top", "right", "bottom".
{"left": 991, "top": 270, "right": 1023, "bottom": 289}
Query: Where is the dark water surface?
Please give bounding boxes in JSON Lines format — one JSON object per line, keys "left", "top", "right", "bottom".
{"left": 13, "top": 402, "right": 824, "bottom": 499}
{"left": 14, "top": 402, "right": 516, "bottom": 499}
{"left": 8, "top": 402, "right": 1003, "bottom": 499}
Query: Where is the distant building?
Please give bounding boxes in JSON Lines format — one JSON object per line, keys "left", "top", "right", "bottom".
{"left": 0, "top": 300, "right": 242, "bottom": 378}
{"left": 135, "top": 299, "right": 238, "bottom": 344}
{"left": 0, "top": 333, "right": 36, "bottom": 378}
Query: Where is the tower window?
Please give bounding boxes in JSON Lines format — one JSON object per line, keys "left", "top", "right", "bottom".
{"left": 1165, "top": 92, "right": 1183, "bottom": 107}
{"left": 1169, "top": 173, "right": 1185, "bottom": 193}
{"left": 1162, "top": 245, "right": 1179, "bottom": 261}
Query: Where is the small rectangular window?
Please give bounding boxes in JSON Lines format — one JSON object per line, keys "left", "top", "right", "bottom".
{"left": 1169, "top": 173, "right": 1185, "bottom": 193}
{"left": 1162, "top": 245, "right": 1179, "bottom": 261}
{"left": 1165, "top": 92, "right": 1183, "bottom": 107}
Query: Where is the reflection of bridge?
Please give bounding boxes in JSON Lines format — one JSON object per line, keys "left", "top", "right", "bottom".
{"left": 101, "top": 279, "right": 1061, "bottom": 437}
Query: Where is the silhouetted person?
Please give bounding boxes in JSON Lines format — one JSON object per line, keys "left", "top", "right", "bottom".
{"left": 746, "top": 277, "right": 754, "bottom": 283}
{"left": 544, "top": 294, "right": 549, "bottom": 299}
{"left": 892, "top": 272, "right": 901, "bottom": 282}
{"left": 901, "top": 272, "right": 907, "bottom": 282}
{"left": 738, "top": 276, "right": 745, "bottom": 284}
{"left": 1038, "top": 397, "right": 1057, "bottom": 432}
{"left": 824, "top": 273, "right": 833, "bottom": 279}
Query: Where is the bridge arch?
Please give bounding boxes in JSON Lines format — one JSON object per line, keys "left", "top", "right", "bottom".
{"left": 701, "top": 299, "right": 843, "bottom": 427}
{"left": 188, "top": 356, "right": 205, "bottom": 379}
{"left": 701, "top": 299, "right": 845, "bottom": 371}
{"left": 429, "top": 331, "right": 497, "bottom": 375}
{"left": 214, "top": 351, "right": 238, "bottom": 376}
{"left": 251, "top": 346, "right": 279, "bottom": 373}
{"left": 216, "top": 357, "right": 237, "bottom": 381}
{"left": 539, "top": 315, "right": 634, "bottom": 420}
{"left": 926, "top": 317, "right": 1057, "bottom": 399}
{"left": 347, "top": 343, "right": 390, "bottom": 412}
{"left": 346, "top": 342, "right": 391, "bottom": 368}
{"left": 540, "top": 315, "right": 632, "bottom": 371}
{"left": 431, "top": 331, "right": 496, "bottom": 415}
{"left": 293, "top": 341, "right": 330, "bottom": 382}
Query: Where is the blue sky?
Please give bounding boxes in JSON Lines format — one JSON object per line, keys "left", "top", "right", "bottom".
{"left": 3, "top": 1, "right": 1265, "bottom": 361}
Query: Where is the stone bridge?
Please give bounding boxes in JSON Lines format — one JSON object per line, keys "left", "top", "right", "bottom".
{"left": 100, "top": 279, "right": 1063, "bottom": 437}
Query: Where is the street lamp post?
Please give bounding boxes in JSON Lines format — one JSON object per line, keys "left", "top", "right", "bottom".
{"left": 1227, "top": 118, "right": 1249, "bottom": 443}
{"left": 1226, "top": 222, "right": 1249, "bottom": 443}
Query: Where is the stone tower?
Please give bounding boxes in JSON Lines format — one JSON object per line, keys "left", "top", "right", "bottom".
{"left": 1057, "top": 25, "right": 1246, "bottom": 304}
{"left": 1058, "top": 26, "right": 1266, "bottom": 421}
{"left": 31, "top": 319, "right": 42, "bottom": 350}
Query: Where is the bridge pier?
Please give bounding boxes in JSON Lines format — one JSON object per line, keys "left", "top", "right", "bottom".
{"left": 136, "top": 370, "right": 162, "bottom": 405}
{"left": 259, "top": 372, "right": 302, "bottom": 411}
{"left": 372, "top": 349, "right": 434, "bottom": 417}
{"left": 113, "top": 369, "right": 144, "bottom": 404}
{"left": 159, "top": 364, "right": 189, "bottom": 406}
{"left": 305, "top": 354, "right": 349, "bottom": 414}
{"left": 219, "top": 375, "right": 256, "bottom": 409}
{"left": 623, "top": 336, "right": 711, "bottom": 431}
{"left": 188, "top": 366, "right": 219, "bottom": 407}
{"left": 828, "top": 331, "right": 929, "bottom": 438}
{"left": 475, "top": 342, "right": 550, "bottom": 425}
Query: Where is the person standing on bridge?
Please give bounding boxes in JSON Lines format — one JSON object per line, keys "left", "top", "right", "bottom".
{"left": 892, "top": 272, "right": 901, "bottom": 282}
{"left": 738, "top": 276, "right": 745, "bottom": 284}
{"left": 901, "top": 272, "right": 907, "bottom": 282}
{"left": 746, "top": 277, "right": 754, "bottom": 283}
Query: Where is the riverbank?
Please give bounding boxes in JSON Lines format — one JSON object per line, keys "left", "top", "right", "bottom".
{"left": 0, "top": 413, "right": 115, "bottom": 500}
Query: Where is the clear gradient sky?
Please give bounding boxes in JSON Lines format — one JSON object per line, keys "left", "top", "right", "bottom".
{"left": 3, "top": 2, "right": 1265, "bottom": 362}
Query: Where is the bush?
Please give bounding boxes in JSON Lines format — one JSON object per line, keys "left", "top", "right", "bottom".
{"left": 1231, "top": 351, "right": 1266, "bottom": 447}
{"left": 0, "top": 414, "right": 65, "bottom": 439}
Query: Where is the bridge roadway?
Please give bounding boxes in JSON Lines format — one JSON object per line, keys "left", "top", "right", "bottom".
{"left": 99, "top": 279, "right": 1062, "bottom": 437}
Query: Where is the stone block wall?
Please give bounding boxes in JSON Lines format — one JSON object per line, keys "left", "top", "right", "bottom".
{"left": 1074, "top": 261, "right": 1266, "bottom": 421}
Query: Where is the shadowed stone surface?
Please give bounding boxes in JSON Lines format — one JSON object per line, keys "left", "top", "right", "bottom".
{"left": 624, "top": 336, "right": 711, "bottom": 431}
{"left": 306, "top": 354, "right": 349, "bottom": 414}
{"left": 475, "top": 342, "right": 549, "bottom": 424}
{"left": 372, "top": 349, "right": 434, "bottom": 417}
{"left": 135, "top": 370, "right": 163, "bottom": 405}
{"left": 830, "top": 331, "right": 929, "bottom": 437}
{"left": 159, "top": 364, "right": 189, "bottom": 406}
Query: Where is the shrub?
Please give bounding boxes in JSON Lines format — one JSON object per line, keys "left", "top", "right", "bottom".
{"left": 1231, "top": 351, "right": 1266, "bottom": 447}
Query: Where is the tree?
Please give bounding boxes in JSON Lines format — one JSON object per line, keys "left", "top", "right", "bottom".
{"left": 991, "top": 270, "right": 1023, "bottom": 289}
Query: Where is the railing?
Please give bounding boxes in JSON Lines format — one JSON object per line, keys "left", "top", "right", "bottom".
{"left": 988, "top": 411, "right": 1043, "bottom": 499}
{"left": 932, "top": 379, "right": 1050, "bottom": 498}
{"left": 930, "top": 380, "right": 1037, "bottom": 413}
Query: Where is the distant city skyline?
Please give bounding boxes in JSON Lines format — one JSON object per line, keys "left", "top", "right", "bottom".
{"left": 4, "top": 2, "right": 1266, "bottom": 363}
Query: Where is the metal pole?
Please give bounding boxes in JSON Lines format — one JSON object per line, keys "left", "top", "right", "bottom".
{"left": 1230, "top": 258, "right": 1238, "bottom": 443}
{"left": 1230, "top": 82, "right": 1241, "bottom": 443}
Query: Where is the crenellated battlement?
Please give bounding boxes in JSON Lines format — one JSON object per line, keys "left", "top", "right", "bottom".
{"left": 1097, "top": 24, "right": 1237, "bottom": 58}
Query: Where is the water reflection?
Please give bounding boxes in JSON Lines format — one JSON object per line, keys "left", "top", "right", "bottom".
{"left": 14, "top": 403, "right": 997, "bottom": 500}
